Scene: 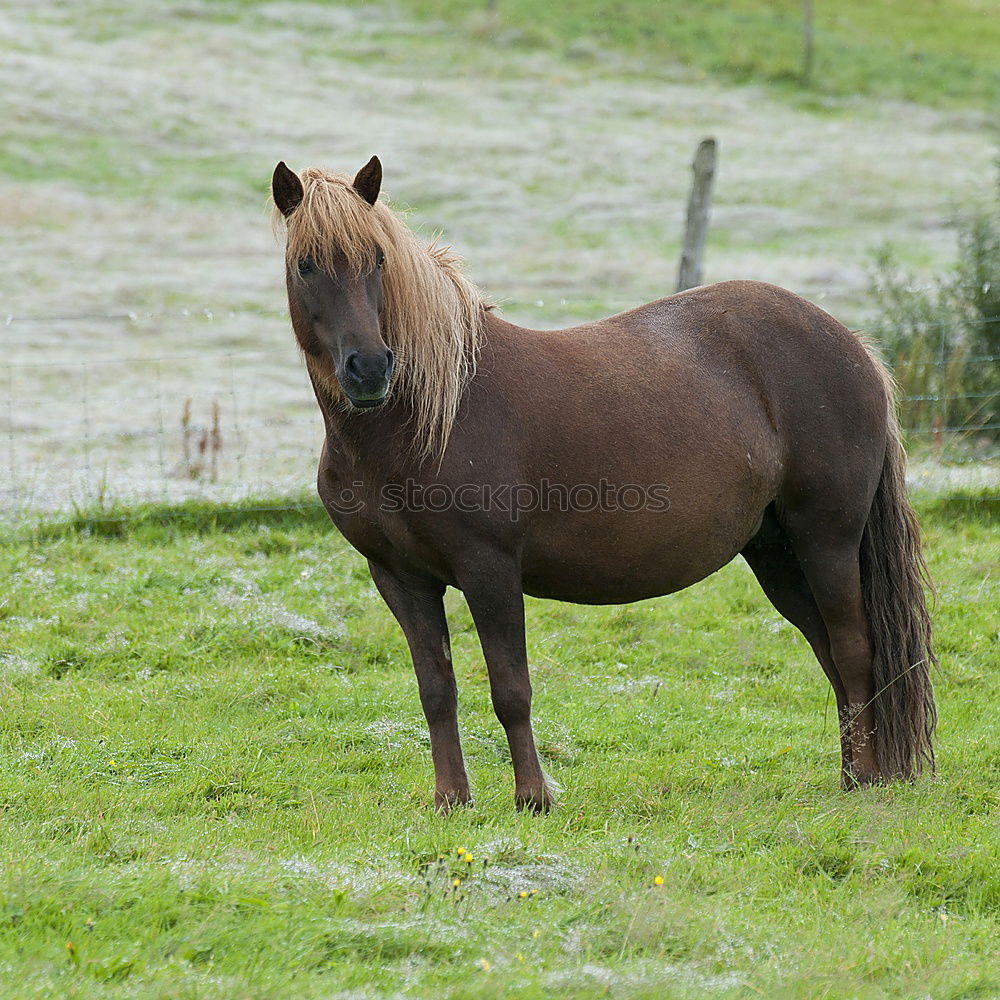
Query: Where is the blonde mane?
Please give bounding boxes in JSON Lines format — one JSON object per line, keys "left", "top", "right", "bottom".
{"left": 272, "top": 167, "right": 486, "bottom": 462}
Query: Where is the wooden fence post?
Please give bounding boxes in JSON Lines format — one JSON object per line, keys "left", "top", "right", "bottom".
{"left": 676, "top": 137, "right": 717, "bottom": 293}
{"left": 802, "top": 0, "right": 814, "bottom": 83}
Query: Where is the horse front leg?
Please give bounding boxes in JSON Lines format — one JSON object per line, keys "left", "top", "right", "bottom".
{"left": 368, "top": 562, "right": 470, "bottom": 811}
{"left": 459, "top": 562, "right": 551, "bottom": 813}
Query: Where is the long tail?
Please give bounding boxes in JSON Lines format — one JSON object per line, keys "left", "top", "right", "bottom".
{"left": 859, "top": 405, "right": 937, "bottom": 779}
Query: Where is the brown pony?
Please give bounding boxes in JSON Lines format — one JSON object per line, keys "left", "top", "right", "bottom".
{"left": 271, "top": 156, "right": 936, "bottom": 812}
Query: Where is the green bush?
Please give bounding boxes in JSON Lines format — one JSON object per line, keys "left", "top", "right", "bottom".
{"left": 869, "top": 173, "right": 1000, "bottom": 444}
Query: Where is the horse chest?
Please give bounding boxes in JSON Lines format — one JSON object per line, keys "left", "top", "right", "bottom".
{"left": 318, "top": 476, "right": 458, "bottom": 584}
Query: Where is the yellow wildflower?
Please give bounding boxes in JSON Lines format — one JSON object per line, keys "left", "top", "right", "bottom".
{"left": 653, "top": 876, "right": 664, "bottom": 886}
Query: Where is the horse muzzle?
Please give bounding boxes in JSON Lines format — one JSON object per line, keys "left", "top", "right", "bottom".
{"left": 339, "top": 348, "right": 394, "bottom": 408}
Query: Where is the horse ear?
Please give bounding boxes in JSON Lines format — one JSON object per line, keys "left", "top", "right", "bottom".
{"left": 353, "top": 155, "right": 382, "bottom": 206}
{"left": 272, "top": 161, "right": 304, "bottom": 217}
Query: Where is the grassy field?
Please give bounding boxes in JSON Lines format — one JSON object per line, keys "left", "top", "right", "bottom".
{"left": 366, "top": 0, "right": 1000, "bottom": 110}
{"left": 2, "top": 5, "right": 997, "bottom": 995}
{"left": 1, "top": 496, "right": 997, "bottom": 998}
{"left": 3, "top": 0, "right": 997, "bottom": 514}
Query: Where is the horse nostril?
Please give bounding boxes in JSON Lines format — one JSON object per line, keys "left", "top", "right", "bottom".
{"left": 343, "top": 349, "right": 391, "bottom": 390}
{"left": 345, "top": 352, "right": 362, "bottom": 379}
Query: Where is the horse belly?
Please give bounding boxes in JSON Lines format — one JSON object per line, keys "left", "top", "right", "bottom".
{"left": 519, "top": 498, "right": 766, "bottom": 605}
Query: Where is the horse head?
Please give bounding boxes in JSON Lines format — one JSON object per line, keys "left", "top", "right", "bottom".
{"left": 272, "top": 157, "right": 394, "bottom": 409}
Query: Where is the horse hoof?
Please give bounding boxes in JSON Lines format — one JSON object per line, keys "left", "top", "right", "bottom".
{"left": 435, "top": 789, "right": 472, "bottom": 813}
{"left": 515, "top": 788, "right": 552, "bottom": 814}
{"left": 841, "top": 769, "right": 886, "bottom": 790}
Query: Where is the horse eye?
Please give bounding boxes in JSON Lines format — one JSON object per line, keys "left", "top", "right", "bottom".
{"left": 376, "top": 251, "right": 385, "bottom": 269}
{"left": 297, "top": 258, "right": 315, "bottom": 275}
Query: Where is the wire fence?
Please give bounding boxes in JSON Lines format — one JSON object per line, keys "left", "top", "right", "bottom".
{"left": 2, "top": 300, "right": 997, "bottom": 523}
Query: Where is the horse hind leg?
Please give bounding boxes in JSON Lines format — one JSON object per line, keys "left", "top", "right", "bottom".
{"left": 778, "top": 507, "right": 883, "bottom": 786}
{"left": 741, "top": 507, "right": 853, "bottom": 781}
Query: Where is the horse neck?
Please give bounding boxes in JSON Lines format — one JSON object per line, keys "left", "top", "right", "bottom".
{"left": 307, "top": 363, "right": 421, "bottom": 478}
{"left": 308, "top": 311, "right": 525, "bottom": 478}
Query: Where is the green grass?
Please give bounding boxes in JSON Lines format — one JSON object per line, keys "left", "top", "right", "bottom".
{"left": 370, "top": 0, "right": 1000, "bottom": 110}
{"left": 0, "top": 130, "right": 266, "bottom": 205}
{"left": 1, "top": 496, "right": 998, "bottom": 997}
